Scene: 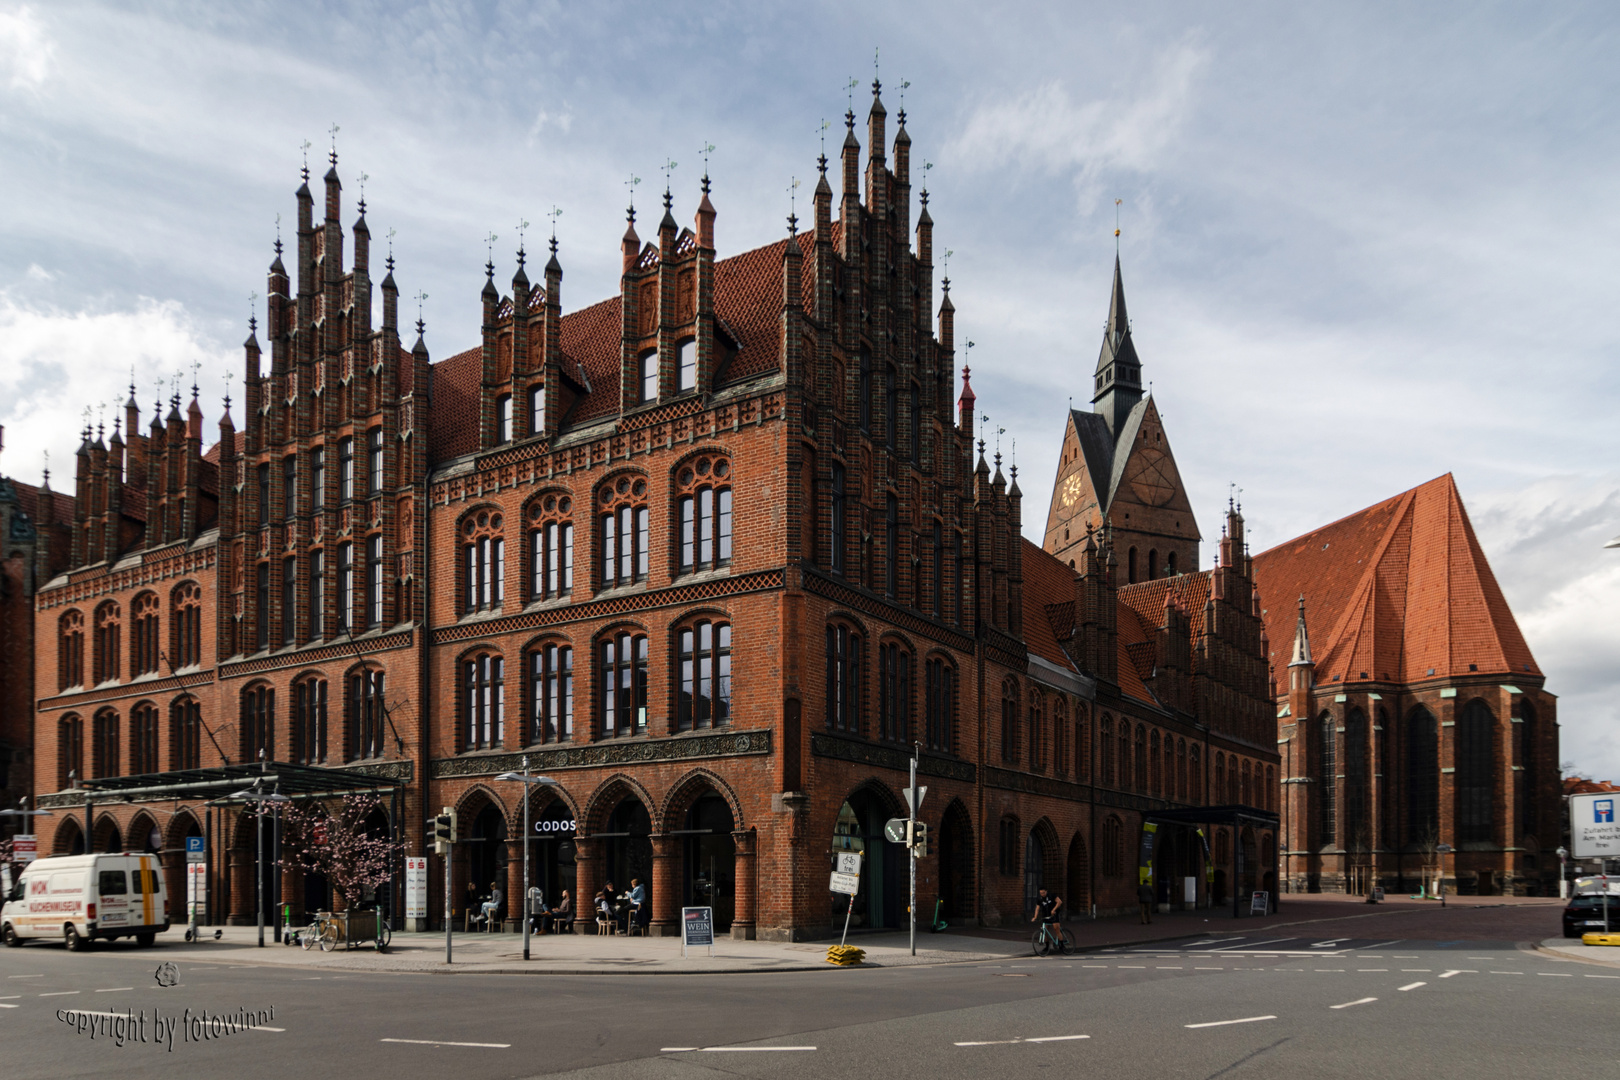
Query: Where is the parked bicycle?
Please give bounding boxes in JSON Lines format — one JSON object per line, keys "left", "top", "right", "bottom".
{"left": 293, "top": 910, "right": 390, "bottom": 952}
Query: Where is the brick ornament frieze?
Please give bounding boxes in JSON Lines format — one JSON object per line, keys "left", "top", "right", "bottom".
{"left": 810, "top": 731, "right": 976, "bottom": 783}
{"left": 216, "top": 628, "right": 415, "bottom": 680}
{"left": 983, "top": 764, "right": 1185, "bottom": 815}
{"left": 38, "top": 669, "right": 215, "bottom": 713}
{"left": 431, "top": 391, "right": 784, "bottom": 505}
{"left": 801, "top": 570, "right": 974, "bottom": 653}
{"left": 431, "top": 570, "right": 784, "bottom": 644}
{"left": 38, "top": 545, "right": 218, "bottom": 609}
{"left": 431, "top": 728, "right": 772, "bottom": 779}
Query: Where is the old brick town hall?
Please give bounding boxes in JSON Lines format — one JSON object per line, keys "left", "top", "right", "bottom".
{"left": 2, "top": 81, "right": 1558, "bottom": 941}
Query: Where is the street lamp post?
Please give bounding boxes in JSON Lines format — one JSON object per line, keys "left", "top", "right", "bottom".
{"left": 230, "top": 783, "right": 291, "bottom": 947}
{"left": 495, "top": 759, "right": 560, "bottom": 961}
{"left": 1557, "top": 846, "right": 1569, "bottom": 900}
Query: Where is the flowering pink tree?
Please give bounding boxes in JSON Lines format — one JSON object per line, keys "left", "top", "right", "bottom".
{"left": 278, "top": 792, "right": 400, "bottom": 910}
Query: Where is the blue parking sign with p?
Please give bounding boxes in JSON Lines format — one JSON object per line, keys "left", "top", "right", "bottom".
{"left": 186, "top": 836, "right": 205, "bottom": 855}
{"left": 1597, "top": 800, "right": 1615, "bottom": 824}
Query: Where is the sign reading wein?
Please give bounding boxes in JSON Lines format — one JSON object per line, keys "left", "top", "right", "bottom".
{"left": 682, "top": 906, "right": 715, "bottom": 959}
{"left": 1571, "top": 793, "right": 1620, "bottom": 859}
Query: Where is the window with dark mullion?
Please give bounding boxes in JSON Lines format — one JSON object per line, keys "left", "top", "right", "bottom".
{"left": 281, "top": 557, "right": 296, "bottom": 645}
{"left": 825, "top": 624, "right": 862, "bottom": 732}
{"left": 367, "top": 428, "right": 383, "bottom": 494}
{"left": 366, "top": 534, "right": 384, "bottom": 628}
{"left": 463, "top": 654, "right": 504, "bottom": 750}
{"left": 338, "top": 437, "right": 354, "bottom": 502}
{"left": 257, "top": 464, "right": 270, "bottom": 526}
{"left": 255, "top": 562, "right": 270, "bottom": 650}
{"left": 885, "top": 365, "right": 898, "bottom": 451}
{"left": 878, "top": 642, "right": 910, "bottom": 742}
{"left": 311, "top": 446, "right": 325, "bottom": 510}
{"left": 337, "top": 543, "right": 353, "bottom": 634}
{"left": 283, "top": 456, "right": 297, "bottom": 519}
{"left": 601, "top": 632, "right": 648, "bottom": 737}
{"left": 529, "top": 644, "right": 573, "bottom": 743}
{"left": 308, "top": 550, "right": 324, "bottom": 642}
{"left": 829, "top": 464, "right": 846, "bottom": 575}
{"left": 678, "top": 621, "right": 731, "bottom": 731}
{"left": 884, "top": 495, "right": 899, "bottom": 598}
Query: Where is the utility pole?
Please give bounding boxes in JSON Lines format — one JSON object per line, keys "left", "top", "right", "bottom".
{"left": 909, "top": 743, "right": 918, "bottom": 957}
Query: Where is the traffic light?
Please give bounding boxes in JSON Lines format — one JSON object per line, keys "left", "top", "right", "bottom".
{"left": 433, "top": 808, "right": 457, "bottom": 854}
{"left": 911, "top": 823, "right": 930, "bottom": 858}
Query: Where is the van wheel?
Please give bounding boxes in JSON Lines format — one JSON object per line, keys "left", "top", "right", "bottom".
{"left": 2, "top": 923, "right": 20, "bottom": 948}
{"left": 64, "top": 924, "right": 86, "bottom": 952}
{"left": 136, "top": 933, "right": 155, "bottom": 948}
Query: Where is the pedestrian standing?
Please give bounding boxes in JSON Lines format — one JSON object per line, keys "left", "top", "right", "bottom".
{"left": 1138, "top": 881, "right": 1155, "bottom": 924}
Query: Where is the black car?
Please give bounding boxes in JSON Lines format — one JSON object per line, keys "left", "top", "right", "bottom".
{"left": 1563, "top": 895, "right": 1619, "bottom": 937}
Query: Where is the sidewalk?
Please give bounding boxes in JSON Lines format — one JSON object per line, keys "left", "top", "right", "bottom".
{"left": 145, "top": 892, "right": 1564, "bottom": 975}
{"left": 1536, "top": 938, "right": 1620, "bottom": 969}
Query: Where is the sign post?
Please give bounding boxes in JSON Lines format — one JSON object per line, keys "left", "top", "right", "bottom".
{"left": 405, "top": 857, "right": 428, "bottom": 922}
{"left": 830, "top": 851, "right": 862, "bottom": 947}
{"left": 1571, "top": 794, "right": 1619, "bottom": 933}
{"left": 903, "top": 748, "right": 927, "bottom": 957}
{"left": 681, "top": 906, "right": 715, "bottom": 959}
{"left": 185, "top": 836, "right": 206, "bottom": 941}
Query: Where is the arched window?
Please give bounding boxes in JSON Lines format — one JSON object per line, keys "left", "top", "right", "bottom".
{"left": 884, "top": 363, "right": 899, "bottom": 451}
{"left": 828, "top": 462, "right": 846, "bottom": 575}
{"left": 825, "top": 623, "right": 862, "bottom": 733}
{"left": 1053, "top": 696, "right": 1069, "bottom": 776}
{"left": 1240, "top": 758, "right": 1252, "bottom": 808}
{"left": 676, "top": 455, "right": 733, "bottom": 574}
{"left": 527, "top": 493, "right": 574, "bottom": 600}
{"left": 171, "top": 582, "right": 202, "bottom": 669}
{"left": 59, "top": 609, "right": 85, "bottom": 691}
{"left": 1405, "top": 707, "right": 1439, "bottom": 845}
{"left": 924, "top": 656, "right": 955, "bottom": 752}
{"left": 1127, "top": 547, "right": 1138, "bottom": 584}
{"left": 461, "top": 509, "right": 505, "bottom": 614}
{"left": 528, "top": 382, "right": 546, "bottom": 436}
{"left": 639, "top": 348, "right": 659, "bottom": 402}
{"left": 169, "top": 697, "right": 201, "bottom": 771}
{"left": 58, "top": 714, "right": 83, "bottom": 789}
{"left": 241, "top": 684, "right": 275, "bottom": 764}
{"left": 125, "top": 702, "right": 157, "bottom": 775}
{"left": 348, "top": 668, "right": 385, "bottom": 760}
{"left": 93, "top": 600, "right": 121, "bottom": 685}
{"left": 1135, "top": 724, "right": 1148, "bottom": 791}
{"left": 676, "top": 338, "right": 696, "bottom": 392}
{"left": 1147, "top": 549, "right": 1158, "bottom": 580}
{"left": 366, "top": 426, "right": 384, "bottom": 493}
{"left": 337, "top": 542, "right": 354, "bottom": 634}
{"left": 879, "top": 641, "right": 912, "bottom": 742}
{"left": 1150, "top": 730, "right": 1161, "bottom": 794}
{"left": 1265, "top": 765, "right": 1276, "bottom": 812}
{"left": 1119, "top": 722, "right": 1132, "bottom": 790}
{"left": 884, "top": 494, "right": 899, "bottom": 598}
{"left": 1028, "top": 690, "right": 1046, "bottom": 771}
{"left": 463, "top": 652, "right": 504, "bottom": 750}
{"left": 338, "top": 435, "right": 354, "bottom": 502}
{"left": 1076, "top": 706, "right": 1090, "bottom": 780}
{"left": 131, "top": 592, "right": 159, "bottom": 677}
{"left": 1457, "top": 700, "right": 1496, "bottom": 844}
{"left": 600, "top": 630, "right": 648, "bottom": 737}
{"left": 1000, "top": 678, "right": 1019, "bottom": 764}
{"left": 1344, "top": 708, "right": 1369, "bottom": 849}
{"left": 1101, "top": 816, "right": 1124, "bottom": 878}
{"left": 1317, "top": 713, "right": 1336, "bottom": 847}
{"left": 1190, "top": 744, "right": 1202, "bottom": 803}
{"left": 293, "top": 678, "right": 327, "bottom": 764}
{"left": 495, "top": 393, "right": 512, "bottom": 443}
{"left": 92, "top": 709, "right": 120, "bottom": 779}
{"left": 1215, "top": 752, "right": 1226, "bottom": 804}
{"left": 858, "top": 347, "right": 873, "bottom": 433}
{"left": 1177, "top": 738, "right": 1187, "bottom": 801}
{"left": 677, "top": 620, "right": 731, "bottom": 731}
{"left": 1518, "top": 700, "right": 1538, "bottom": 836}
{"left": 599, "top": 475, "right": 649, "bottom": 587}
{"left": 1165, "top": 550, "right": 1177, "bottom": 575}
{"left": 529, "top": 642, "right": 573, "bottom": 744}
{"left": 1100, "top": 715, "right": 1114, "bottom": 786}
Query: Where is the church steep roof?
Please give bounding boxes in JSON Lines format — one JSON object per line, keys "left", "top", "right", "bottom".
{"left": 1251, "top": 473, "right": 1541, "bottom": 687}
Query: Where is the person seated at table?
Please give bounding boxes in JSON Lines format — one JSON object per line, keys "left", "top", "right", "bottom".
{"left": 545, "top": 890, "right": 573, "bottom": 934}
{"left": 628, "top": 878, "right": 647, "bottom": 929}
{"left": 480, "top": 883, "right": 504, "bottom": 928}
{"left": 464, "top": 880, "right": 481, "bottom": 922}
{"left": 594, "top": 888, "right": 616, "bottom": 932}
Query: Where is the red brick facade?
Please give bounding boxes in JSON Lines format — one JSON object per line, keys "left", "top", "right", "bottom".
{"left": 29, "top": 86, "right": 1278, "bottom": 938}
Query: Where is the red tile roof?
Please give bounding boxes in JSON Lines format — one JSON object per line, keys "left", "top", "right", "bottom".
{"left": 202, "top": 430, "right": 246, "bottom": 466}
{"left": 424, "top": 233, "right": 818, "bottom": 463}
{"left": 6, "top": 477, "right": 74, "bottom": 525}
{"left": 1019, "top": 538, "right": 1079, "bottom": 672}
{"left": 1111, "top": 600, "right": 1157, "bottom": 706}
{"left": 1118, "top": 572, "right": 1213, "bottom": 642}
{"left": 1251, "top": 473, "right": 1540, "bottom": 686}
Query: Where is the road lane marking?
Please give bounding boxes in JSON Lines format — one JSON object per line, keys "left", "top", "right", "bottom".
{"left": 1082, "top": 965, "right": 1107, "bottom": 968}
{"left": 662, "top": 1046, "right": 818, "bottom": 1052}
{"left": 1119, "top": 965, "right": 1145, "bottom": 969}
{"left": 1400, "top": 969, "right": 1431, "bottom": 973}
{"left": 1195, "top": 967, "right": 1224, "bottom": 970}
{"left": 1363, "top": 941, "right": 1404, "bottom": 950}
{"left": 1157, "top": 966, "right": 1183, "bottom": 970}
{"left": 1490, "top": 972, "right": 1523, "bottom": 975}
{"left": 1585, "top": 975, "right": 1620, "bottom": 979}
{"left": 1538, "top": 973, "right": 1573, "bottom": 978}
{"left": 0, "top": 995, "right": 20, "bottom": 999}
{"left": 955, "top": 1036, "right": 1089, "bottom": 1046}
{"left": 1315, "top": 969, "right": 1345, "bottom": 972}
{"left": 1398, "top": 982, "right": 1426, "bottom": 992}
{"left": 40, "top": 991, "right": 80, "bottom": 997}
{"left": 1213, "top": 938, "right": 1294, "bottom": 951}
{"left": 0, "top": 1004, "right": 17, "bottom": 1009}
{"left": 1186, "top": 1016, "right": 1276, "bottom": 1029}
{"left": 1438, "top": 970, "right": 1476, "bottom": 979}
{"left": 6, "top": 975, "right": 43, "bottom": 979}
{"left": 382, "top": 1039, "right": 511, "bottom": 1048}
{"left": 95, "top": 988, "right": 134, "bottom": 993}
{"left": 1357, "top": 969, "right": 1388, "bottom": 972}
{"left": 1330, "top": 997, "right": 1378, "bottom": 1010}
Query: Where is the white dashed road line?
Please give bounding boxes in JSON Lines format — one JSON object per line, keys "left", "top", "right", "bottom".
{"left": 1186, "top": 1015, "right": 1276, "bottom": 1029}
{"left": 1398, "top": 982, "right": 1426, "bottom": 992}
{"left": 381, "top": 1038, "right": 511, "bottom": 1049}
{"left": 40, "top": 991, "right": 79, "bottom": 997}
{"left": 955, "top": 1035, "right": 1089, "bottom": 1046}
{"left": 661, "top": 1046, "right": 817, "bottom": 1053}
{"left": 1330, "top": 997, "right": 1378, "bottom": 1010}
{"left": 1358, "top": 969, "right": 1388, "bottom": 972}
{"left": 1438, "top": 970, "right": 1476, "bottom": 979}
{"left": 1538, "top": 973, "right": 1573, "bottom": 978}
{"left": 95, "top": 987, "right": 134, "bottom": 993}
{"left": 1490, "top": 972, "right": 1524, "bottom": 975}
{"left": 0, "top": 1004, "right": 17, "bottom": 1009}
{"left": 6, "top": 975, "right": 43, "bottom": 979}
{"left": 1585, "top": 975, "right": 1620, "bottom": 980}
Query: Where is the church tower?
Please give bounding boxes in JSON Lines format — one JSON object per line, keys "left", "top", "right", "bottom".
{"left": 1044, "top": 257, "right": 1201, "bottom": 582}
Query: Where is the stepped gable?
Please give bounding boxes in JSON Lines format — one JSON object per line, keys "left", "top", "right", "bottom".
{"left": 1252, "top": 473, "right": 1540, "bottom": 686}
{"left": 1118, "top": 571, "right": 1213, "bottom": 641}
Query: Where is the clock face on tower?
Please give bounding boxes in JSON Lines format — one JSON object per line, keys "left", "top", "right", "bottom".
{"left": 1060, "top": 473, "right": 1085, "bottom": 509}
{"left": 1129, "top": 448, "right": 1177, "bottom": 507}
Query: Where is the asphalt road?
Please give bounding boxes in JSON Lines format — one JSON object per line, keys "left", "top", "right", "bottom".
{"left": 2, "top": 928, "right": 1612, "bottom": 1079}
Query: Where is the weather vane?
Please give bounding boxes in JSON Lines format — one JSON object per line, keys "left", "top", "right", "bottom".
{"left": 1115, "top": 197, "right": 1122, "bottom": 250}
{"left": 328, "top": 122, "right": 340, "bottom": 165}
{"left": 662, "top": 158, "right": 678, "bottom": 190}
{"left": 516, "top": 218, "right": 530, "bottom": 258}
{"left": 787, "top": 176, "right": 801, "bottom": 224}
{"left": 819, "top": 118, "right": 831, "bottom": 157}
{"left": 299, "top": 140, "right": 311, "bottom": 179}
{"left": 358, "top": 171, "right": 369, "bottom": 212}
{"left": 700, "top": 142, "right": 714, "bottom": 175}
{"left": 483, "top": 232, "right": 498, "bottom": 267}
{"left": 386, "top": 227, "right": 396, "bottom": 269}
{"left": 625, "top": 173, "right": 641, "bottom": 216}
{"left": 898, "top": 77, "right": 910, "bottom": 113}
{"left": 547, "top": 206, "right": 561, "bottom": 246}
{"left": 942, "top": 248, "right": 953, "bottom": 280}
{"left": 846, "top": 76, "right": 859, "bottom": 114}
{"left": 873, "top": 46, "right": 880, "bottom": 86}
{"left": 414, "top": 290, "right": 428, "bottom": 335}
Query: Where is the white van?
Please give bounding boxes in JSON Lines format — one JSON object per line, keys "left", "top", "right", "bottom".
{"left": 2, "top": 853, "right": 169, "bottom": 949}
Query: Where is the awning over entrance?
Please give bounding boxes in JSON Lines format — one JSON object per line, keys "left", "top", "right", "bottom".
{"left": 38, "top": 761, "right": 407, "bottom": 807}
{"left": 1143, "top": 805, "right": 1280, "bottom": 916}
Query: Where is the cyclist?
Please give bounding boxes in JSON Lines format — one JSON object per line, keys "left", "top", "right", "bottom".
{"left": 1030, "top": 886, "right": 1064, "bottom": 945}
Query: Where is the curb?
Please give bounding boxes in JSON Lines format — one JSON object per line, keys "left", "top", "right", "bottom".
{"left": 1531, "top": 939, "right": 1620, "bottom": 970}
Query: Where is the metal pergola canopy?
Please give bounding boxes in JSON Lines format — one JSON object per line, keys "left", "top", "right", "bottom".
{"left": 74, "top": 761, "right": 402, "bottom": 804}
{"left": 1145, "top": 805, "right": 1280, "bottom": 828}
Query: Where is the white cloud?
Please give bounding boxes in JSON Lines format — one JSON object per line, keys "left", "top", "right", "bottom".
{"left": 0, "top": 293, "right": 233, "bottom": 486}
{"left": 528, "top": 107, "right": 573, "bottom": 141}
{"left": 24, "top": 263, "right": 52, "bottom": 281}
{"left": 0, "top": 4, "right": 52, "bottom": 91}
{"left": 947, "top": 37, "right": 1208, "bottom": 208}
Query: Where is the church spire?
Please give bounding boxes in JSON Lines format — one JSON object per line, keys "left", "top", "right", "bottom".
{"left": 1289, "top": 596, "right": 1313, "bottom": 668}
{"left": 1090, "top": 254, "right": 1143, "bottom": 437}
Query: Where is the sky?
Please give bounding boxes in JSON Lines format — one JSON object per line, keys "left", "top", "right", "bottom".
{"left": 2, "top": 1, "right": 1617, "bottom": 779}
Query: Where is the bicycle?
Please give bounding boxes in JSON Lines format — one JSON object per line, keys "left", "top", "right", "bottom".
{"left": 1031, "top": 921, "right": 1074, "bottom": 956}
{"left": 299, "top": 911, "right": 342, "bottom": 952}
